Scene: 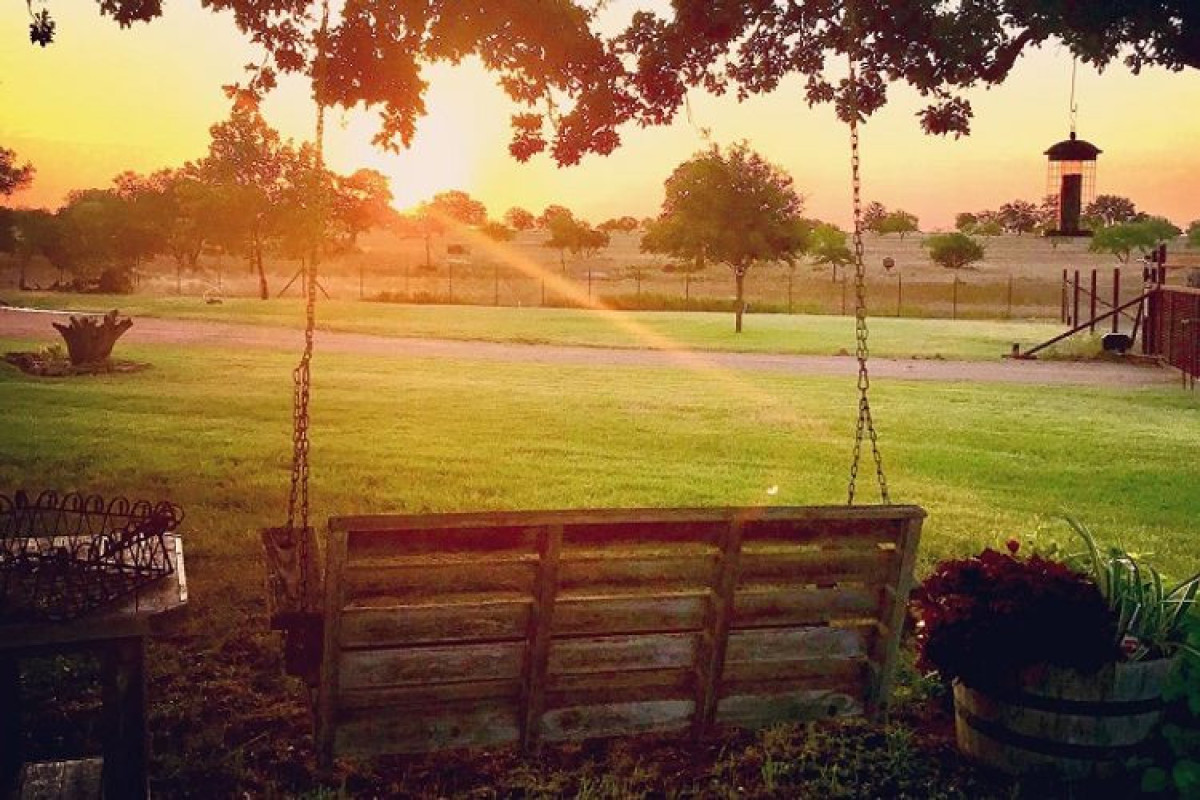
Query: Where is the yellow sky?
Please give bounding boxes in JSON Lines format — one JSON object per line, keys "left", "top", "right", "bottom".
{"left": 2, "top": 1, "right": 1198, "bottom": 229}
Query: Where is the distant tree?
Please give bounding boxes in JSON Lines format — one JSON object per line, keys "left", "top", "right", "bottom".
{"left": 599, "top": 216, "right": 639, "bottom": 234}
{"left": 334, "top": 168, "right": 394, "bottom": 247}
{"left": 998, "top": 200, "right": 1039, "bottom": 235}
{"left": 1089, "top": 219, "right": 1178, "bottom": 263}
{"left": 642, "top": 142, "right": 809, "bottom": 333}
{"left": 0, "top": 147, "right": 35, "bottom": 196}
{"left": 1141, "top": 215, "right": 1182, "bottom": 242}
{"left": 1188, "top": 220, "right": 1200, "bottom": 248}
{"left": 503, "top": 207, "right": 536, "bottom": 231}
{"left": 481, "top": 221, "right": 515, "bottom": 242}
{"left": 808, "top": 222, "right": 853, "bottom": 281}
{"left": 975, "top": 218, "right": 1004, "bottom": 237}
{"left": 408, "top": 204, "right": 445, "bottom": 270}
{"left": 9, "top": 209, "right": 66, "bottom": 288}
{"left": 541, "top": 211, "right": 608, "bottom": 268}
{"left": 924, "top": 232, "right": 985, "bottom": 269}
{"left": 955, "top": 212, "right": 978, "bottom": 233}
{"left": 575, "top": 224, "right": 610, "bottom": 258}
{"left": 878, "top": 209, "right": 920, "bottom": 239}
{"left": 862, "top": 202, "right": 888, "bottom": 234}
{"left": 429, "top": 190, "right": 487, "bottom": 227}
{"left": 1085, "top": 195, "right": 1139, "bottom": 227}
{"left": 538, "top": 204, "right": 574, "bottom": 229}
{"left": 196, "top": 108, "right": 292, "bottom": 298}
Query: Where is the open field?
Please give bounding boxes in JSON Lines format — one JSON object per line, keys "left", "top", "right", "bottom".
{"left": 1, "top": 328, "right": 1197, "bottom": 796}
{"left": 6, "top": 229, "right": 1164, "bottom": 321}
{"left": 4, "top": 293, "right": 1075, "bottom": 362}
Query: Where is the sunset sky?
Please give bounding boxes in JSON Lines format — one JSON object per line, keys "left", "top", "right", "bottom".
{"left": 3, "top": 1, "right": 1198, "bottom": 230}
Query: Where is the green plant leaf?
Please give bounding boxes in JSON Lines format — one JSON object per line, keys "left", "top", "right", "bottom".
{"left": 1142, "top": 766, "right": 1170, "bottom": 793}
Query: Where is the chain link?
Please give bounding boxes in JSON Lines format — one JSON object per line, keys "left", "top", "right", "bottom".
{"left": 283, "top": 0, "right": 329, "bottom": 610}
{"left": 846, "top": 48, "right": 891, "bottom": 506}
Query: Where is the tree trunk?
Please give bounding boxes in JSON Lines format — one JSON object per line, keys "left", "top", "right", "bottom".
{"left": 52, "top": 310, "right": 133, "bottom": 365}
{"left": 255, "top": 236, "right": 268, "bottom": 299}
{"left": 734, "top": 267, "right": 746, "bottom": 333}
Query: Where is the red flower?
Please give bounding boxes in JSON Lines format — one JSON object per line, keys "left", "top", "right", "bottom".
{"left": 1005, "top": 538, "right": 1020, "bottom": 555}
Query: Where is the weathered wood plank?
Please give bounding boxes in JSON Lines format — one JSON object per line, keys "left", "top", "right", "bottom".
{"left": 341, "top": 560, "right": 536, "bottom": 601}
{"left": 330, "top": 505, "right": 926, "bottom": 535}
{"left": 737, "top": 548, "right": 896, "bottom": 587}
{"left": 338, "top": 679, "right": 521, "bottom": 711}
{"left": 317, "top": 524, "right": 349, "bottom": 767}
{"left": 732, "top": 585, "right": 883, "bottom": 628}
{"left": 339, "top": 642, "right": 524, "bottom": 690}
{"left": 724, "top": 626, "right": 869, "bottom": 664}
{"left": 561, "top": 520, "right": 725, "bottom": 548}
{"left": 545, "top": 669, "right": 695, "bottom": 708}
{"left": 18, "top": 758, "right": 103, "bottom": 800}
{"left": 716, "top": 689, "right": 864, "bottom": 726}
{"left": 346, "top": 525, "right": 537, "bottom": 560}
{"left": 721, "top": 656, "right": 868, "bottom": 691}
{"left": 694, "top": 518, "right": 744, "bottom": 734}
{"left": 866, "top": 515, "right": 923, "bottom": 717}
{"left": 540, "top": 699, "right": 695, "bottom": 742}
{"left": 340, "top": 600, "right": 530, "bottom": 647}
{"left": 742, "top": 517, "right": 904, "bottom": 547}
{"left": 548, "top": 633, "right": 699, "bottom": 675}
{"left": 558, "top": 555, "right": 717, "bottom": 592}
{"left": 334, "top": 700, "right": 520, "bottom": 757}
{"left": 554, "top": 592, "right": 707, "bottom": 636}
{"left": 520, "top": 524, "right": 562, "bottom": 749}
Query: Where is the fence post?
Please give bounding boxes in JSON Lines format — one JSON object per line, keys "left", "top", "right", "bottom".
{"left": 494, "top": 265, "right": 500, "bottom": 306}
{"left": 1061, "top": 268, "right": 1068, "bottom": 323}
{"left": 1006, "top": 275, "right": 1014, "bottom": 319}
{"left": 841, "top": 276, "right": 847, "bottom": 316}
{"left": 1073, "top": 269, "right": 1080, "bottom": 328}
{"left": 685, "top": 274, "right": 690, "bottom": 307}
{"left": 448, "top": 262, "right": 454, "bottom": 303}
{"left": 359, "top": 266, "right": 364, "bottom": 300}
{"left": 952, "top": 276, "right": 959, "bottom": 320}
{"left": 1112, "top": 268, "right": 1121, "bottom": 333}
{"left": 541, "top": 278, "right": 546, "bottom": 307}
{"left": 636, "top": 270, "right": 642, "bottom": 296}
{"left": 1089, "top": 269, "right": 1098, "bottom": 333}
{"left": 788, "top": 271, "right": 793, "bottom": 314}
{"left": 896, "top": 273, "right": 902, "bottom": 318}
{"left": 404, "top": 261, "right": 410, "bottom": 297}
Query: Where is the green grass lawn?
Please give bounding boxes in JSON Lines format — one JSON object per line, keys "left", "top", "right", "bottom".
{"left": 2, "top": 336, "right": 1196, "bottom": 797}
{"left": 4, "top": 292, "right": 1066, "bottom": 361}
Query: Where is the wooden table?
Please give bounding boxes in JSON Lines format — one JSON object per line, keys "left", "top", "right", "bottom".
{"left": 1, "top": 536, "right": 187, "bottom": 800}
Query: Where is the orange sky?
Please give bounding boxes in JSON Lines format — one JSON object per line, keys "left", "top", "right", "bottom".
{"left": 3, "top": 1, "right": 1199, "bottom": 229}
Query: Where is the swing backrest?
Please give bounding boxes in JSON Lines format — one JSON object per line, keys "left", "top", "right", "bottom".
{"left": 316, "top": 504, "right": 923, "bottom": 763}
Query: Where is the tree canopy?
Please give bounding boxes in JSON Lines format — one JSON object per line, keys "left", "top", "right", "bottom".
{"left": 642, "top": 142, "right": 809, "bottom": 332}
{"left": 28, "top": 1, "right": 1199, "bottom": 165}
{"left": 1, "top": 147, "right": 35, "bottom": 196}
{"left": 924, "top": 232, "right": 985, "bottom": 270}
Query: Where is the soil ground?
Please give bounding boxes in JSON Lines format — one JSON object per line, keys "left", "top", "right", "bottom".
{"left": 0, "top": 308, "right": 1176, "bottom": 388}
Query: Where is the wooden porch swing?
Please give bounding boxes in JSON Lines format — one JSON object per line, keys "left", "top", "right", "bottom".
{"left": 261, "top": 9, "right": 926, "bottom": 765}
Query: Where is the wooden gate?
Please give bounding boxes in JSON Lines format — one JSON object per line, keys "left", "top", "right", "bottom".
{"left": 1144, "top": 286, "right": 1200, "bottom": 387}
{"left": 316, "top": 505, "right": 923, "bottom": 762}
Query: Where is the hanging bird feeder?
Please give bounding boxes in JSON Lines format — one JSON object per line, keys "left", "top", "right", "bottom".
{"left": 1044, "top": 132, "right": 1101, "bottom": 237}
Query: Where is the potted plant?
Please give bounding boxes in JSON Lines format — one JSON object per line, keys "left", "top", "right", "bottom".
{"left": 912, "top": 519, "right": 1199, "bottom": 779}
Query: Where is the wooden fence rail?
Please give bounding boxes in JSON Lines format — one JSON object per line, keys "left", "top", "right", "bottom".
{"left": 317, "top": 505, "right": 924, "bottom": 763}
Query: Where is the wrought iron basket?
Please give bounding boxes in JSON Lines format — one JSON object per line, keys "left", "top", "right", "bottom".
{"left": 0, "top": 490, "right": 183, "bottom": 622}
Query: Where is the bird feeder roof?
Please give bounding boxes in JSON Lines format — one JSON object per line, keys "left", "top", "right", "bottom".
{"left": 1045, "top": 132, "right": 1101, "bottom": 161}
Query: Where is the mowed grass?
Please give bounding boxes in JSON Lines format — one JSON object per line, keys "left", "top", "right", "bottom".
{"left": 2, "top": 337, "right": 1197, "bottom": 796}
{"left": 1, "top": 336, "right": 1196, "bottom": 580}
{"left": 7, "top": 292, "right": 1065, "bottom": 361}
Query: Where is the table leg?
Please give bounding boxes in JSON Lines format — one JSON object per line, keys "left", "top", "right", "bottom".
{"left": 1, "top": 657, "right": 20, "bottom": 795}
{"left": 100, "top": 637, "right": 148, "bottom": 800}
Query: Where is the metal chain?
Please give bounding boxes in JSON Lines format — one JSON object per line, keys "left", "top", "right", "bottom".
{"left": 845, "top": 47, "right": 891, "bottom": 506}
{"left": 284, "top": 0, "right": 329, "bottom": 609}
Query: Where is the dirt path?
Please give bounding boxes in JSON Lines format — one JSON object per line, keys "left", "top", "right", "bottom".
{"left": 0, "top": 308, "right": 1177, "bottom": 387}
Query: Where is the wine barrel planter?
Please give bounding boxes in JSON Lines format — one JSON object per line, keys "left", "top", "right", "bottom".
{"left": 954, "top": 657, "right": 1179, "bottom": 779}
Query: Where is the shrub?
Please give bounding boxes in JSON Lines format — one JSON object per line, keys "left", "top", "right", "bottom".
{"left": 912, "top": 543, "right": 1118, "bottom": 689}
{"left": 923, "top": 232, "right": 985, "bottom": 270}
